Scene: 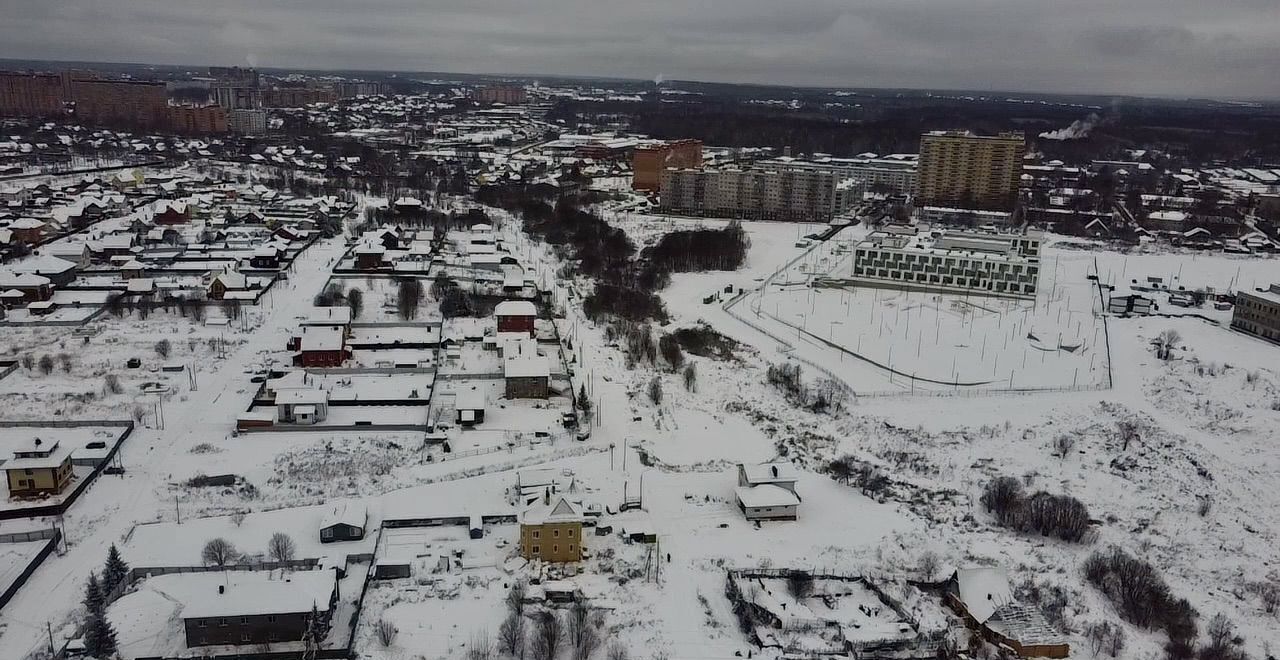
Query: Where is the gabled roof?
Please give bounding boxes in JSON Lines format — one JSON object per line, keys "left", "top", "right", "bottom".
{"left": 738, "top": 462, "right": 799, "bottom": 485}
{"left": 734, "top": 484, "right": 800, "bottom": 509}
{"left": 495, "top": 300, "right": 536, "bottom": 317}
{"left": 321, "top": 500, "right": 367, "bottom": 530}
{"left": 174, "top": 570, "right": 335, "bottom": 620}
{"left": 521, "top": 496, "right": 583, "bottom": 525}
{"left": 954, "top": 567, "right": 1013, "bottom": 624}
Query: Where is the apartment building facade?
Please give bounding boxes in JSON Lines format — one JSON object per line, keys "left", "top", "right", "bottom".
{"left": 851, "top": 227, "right": 1042, "bottom": 299}
{"left": 758, "top": 156, "right": 919, "bottom": 195}
{"left": 228, "top": 108, "right": 268, "bottom": 135}
{"left": 1231, "top": 285, "right": 1280, "bottom": 344}
{"left": 70, "top": 79, "right": 168, "bottom": 127}
{"left": 0, "top": 71, "right": 68, "bottom": 117}
{"left": 660, "top": 167, "right": 861, "bottom": 222}
{"left": 167, "top": 104, "right": 228, "bottom": 134}
{"left": 473, "top": 85, "right": 527, "bottom": 104}
{"left": 632, "top": 139, "right": 703, "bottom": 191}
{"left": 918, "top": 131, "right": 1024, "bottom": 211}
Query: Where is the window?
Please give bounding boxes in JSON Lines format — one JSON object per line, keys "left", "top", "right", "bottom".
{"left": 269, "top": 632, "right": 279, "bottom": 642}
{"left": 267, "top": 615, "right": 277, "bottom": 623}
{"left": 553, "top": 545, "right": 559, "bottom": 554}
{"left": 198, "top": 619, "right": 207, "bottom": 628}
{"left": 532, "top": 545, "right": 540, "bottom": 555}
{"left": 321, "top": 528, "right": 333, "bottom": 539}
{"left": 218, "top": 618, "right": 228, "bottom": 627}
{"left": 241, "top": 633, "right": 251, "bottom": 642}
{"left": 240, "top": 616, "right": 249, "bottom": 625}
{"left": 532, "top": 530, "right": 540, "bottom": 539}
{"left": 567, "top": 529, "right": 575, "bottom": 538}
{"left": 553, "top": 529, "right": 560, "bottom": 538}
{"left": 569, "top": 544, "right": 576, "bottom": 554}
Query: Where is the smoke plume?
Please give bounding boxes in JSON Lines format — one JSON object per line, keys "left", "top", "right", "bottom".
{"left": 1039, "top": 113, "right": 1100, "bottom": 140}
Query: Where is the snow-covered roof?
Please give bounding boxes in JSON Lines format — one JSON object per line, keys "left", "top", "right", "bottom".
{"left": 739, "top": 462, "right": 799, "bottom": 485}
{"left": 299, "top": 325, "right": 345, "bottom": 352}
{"left": 6, "top": 439, "right": 73, "bottom": 469}
{"left": 954, "top": 567, "right": 1013, "bottom": 624}
{"left": 505, "top": 354, "right": 549, "bottom": 379}
{"left": 456, "top": 387, "right": 485, "bottom": 411}
{"left": 734, "top": 484, "right": 800, "bottom": 509}
{"left": 175, "top": 570, "right": 335, "bottom": 620}
{"left": 495, "top": 300, "right": 536, "bottom": 317}
{"left": 211, "top": 271, "right": 247, "bottom": 290}
{"left": 321, "top": 500, "right": 367, "bottom": 530}
{"left": 303, "top": 306, "right": 352, "bottom": 326}
{"left": 275, "top": 387, "right": 329, "bottom": 406}
{"left": 521, "top": 496, "right": 583, "bottom": 525}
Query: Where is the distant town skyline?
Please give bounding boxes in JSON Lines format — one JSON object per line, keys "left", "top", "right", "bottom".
{"left": 2, "top": 0, "right": 1279, "bottom": 100}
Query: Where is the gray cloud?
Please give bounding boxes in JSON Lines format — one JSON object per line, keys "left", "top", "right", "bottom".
{"left": 1, "top": 0, "right": 1278, "bottom": 98}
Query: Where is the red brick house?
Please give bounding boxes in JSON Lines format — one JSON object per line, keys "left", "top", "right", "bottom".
{"left": 292, "top": 325, "right": 349, "bottom": 367}
{"left": 153, "top": 201, "right": 191, "bottom": 226}
{"left": 495, "top": 300, "right": 537, "bottom": 336}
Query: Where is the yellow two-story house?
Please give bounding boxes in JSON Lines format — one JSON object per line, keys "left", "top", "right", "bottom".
{"left": 6, "top": 438, "right": 74, "bottom": 498}
{"left": 519, "top": 496, "right": 584, "bottom": 563}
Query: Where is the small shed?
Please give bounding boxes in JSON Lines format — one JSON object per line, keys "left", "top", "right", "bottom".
{"left": 321, "top": 501, "right": 368, "bottom": 543}
{"left": 456, "top": 387, "right": 486, "bottom": 426}
{"left": 469, "top": 514, "right": 483, "bottom": 539}
{"left": 373, "top": 554, "right": 413, "bottom": 580}
{"left": 495, "top": 300, "right": 537, "bottom": 336}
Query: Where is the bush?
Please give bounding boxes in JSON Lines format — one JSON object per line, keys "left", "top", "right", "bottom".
{"left": 376, "top": 618, "right": 398, "bottom": 647}
{"left": 38, "top": 355, "right": 54, "bottom": 375}
{"left": 658, "top": 335, "right": 684, "bottom": 371}
{"left": 155, "top": 339, "right": 171, "bottom": 358}
{"left": 647, "top": 376, "right": 663, "bottom": 405}
{"left": 103, "top": 374, "right": 123, "bottom": 395}
{"left": 20, "top": 354, "right": 34, "bottom": 370}
{"left": 672, "top": 325, "right": 739, "bottom": 360}
{"left": 980, "top": 476, "right": 1025, "bottom": 526}
{"left": 1082, "top": 547, "right": 1197, "bottom": 643}
{"left": 682, "top": 364, "right": 697, "bottom": 392}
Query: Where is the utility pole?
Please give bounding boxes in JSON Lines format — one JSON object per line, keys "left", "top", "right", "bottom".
{"left": 47, "top": 621, "right": 54, "bottom": 656}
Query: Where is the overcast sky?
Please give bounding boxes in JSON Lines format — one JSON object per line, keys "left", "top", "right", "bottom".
{"left": 2, "top": 0, "right": 1279, "bottom": 99}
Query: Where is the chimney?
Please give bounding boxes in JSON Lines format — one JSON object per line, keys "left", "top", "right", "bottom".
{"left": 771, "top": 465, "right": 778, "bottom": 478}
{"left": 218, "top": 584, "right": 225, "bottom": 595}
{"left": 544, "top": 487, "right": 550, "bottom": 506}
{"left": 33, "top": 437, "right": 42, "bottom": 447}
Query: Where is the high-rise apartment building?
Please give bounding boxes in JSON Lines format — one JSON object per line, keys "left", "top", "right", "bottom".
{"left": 167, "top": 104, "right": 228, "bottom": 134}
{"left": 632, "top": 140, "right": 703, "bottom": 191}
{"left": 917, "top": 131, "right": 1024, "bottom": 211}
{"left": 70, "top": 79, "right": 168, "bottom": 127}
{"left": 660, "top": 167, "right": 862, "bottom": 222}
{"left": 0, "top": 71, "right": 69, "bottom": 117}
{"left": 473, "top": 85, "right": 527, "bottom": 104}
{"left": 262, "top": 88, "right": 337, "bottom": 108}
{"left": 227, "top": 108, "right": 268, "bottom": 135}
{"left": 757, "top": 156, "right": 919, "bottom": 195}
{"left": 212, "top": 86, "right": 261, "bottom": 110}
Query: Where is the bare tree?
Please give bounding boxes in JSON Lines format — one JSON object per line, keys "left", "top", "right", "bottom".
{"left": 498, "top": 612, "right": 526, "bottom": 659}
{"left": 682, "top": 364, "right": 697, "bottom": 392}
{"left": 467, "top": 628, "right": 493, "bottom": 660}
{"left": 37, "top": 355, "right": 54, "bottom": 375}
{"left": 530, "top": 611, "right": 563, "bottom": 660}
{"left": 506, "top": 580, "right": 527, "bottom": 615}
{"left": 201, "top": 538, "right": 239, "bottom": 567}
{"left": 1156, "top": 329, "right": 1182, "bottom": 360}
{"left": 130, "top": 405, "right": 146, "bottom": 424}
{"left": 376, "top": 618, "right": 398, "bottom": 647}
{"left": 566, "top": 600, "right": 602, "bottom": 660}
{"left": 103, "top": 374, "right": 123, "bottom": 395}
{"left": 155, "top": 339, "right": 171, "bottom": 358}
{"left": 918, "top": 550, "right": 940, "bottom": 581}
{"left": 58, "top": 353, "right": 72, "bottom": 373}
{"left": 607, "top": 643, "right": 629, "bottom": 660}
{"left": 647, "top": 376, "right": 663, "bottom": 405}
{"left": 267, "top": 532, "right": 296, "bottom": 563}
{"left": 1115, "top": 420, "right": 1140, "bottom": 452}
{"left": 20, "top": 354, "right": 34, "bottom": 371}
{"left": 1052, "top": 434, "right": 1077, "bottom": 459}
